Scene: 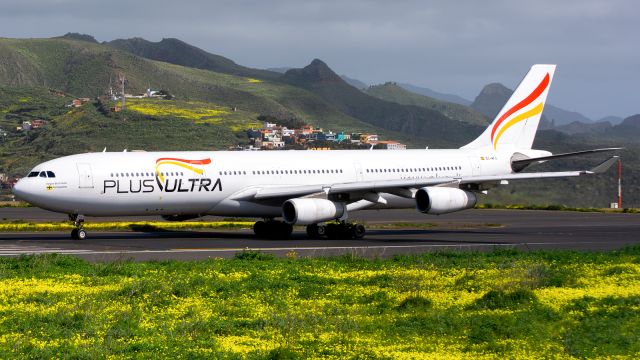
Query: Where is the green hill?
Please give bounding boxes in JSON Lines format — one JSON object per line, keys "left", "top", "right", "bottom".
{"left": 106, "top": 39, "right": 484, "bottom": 146}
{"left": 106, "top": 37, "right": 280, "bottom": 81}
{"left": 0, "top": 37, "right": 411, "bottom": 130}
{"left": 0, "top": 37, "right": 422, "bottom": 175}
{"left": 364, "top": 82, "right": 488, "bottom": 125}
{"left": 282, "top": 59, "right": 483, "bottom": 147}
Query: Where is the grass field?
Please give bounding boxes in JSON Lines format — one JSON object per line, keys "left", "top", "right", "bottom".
{"left": 0, "top": 248, "right": 639, "bottom": 358}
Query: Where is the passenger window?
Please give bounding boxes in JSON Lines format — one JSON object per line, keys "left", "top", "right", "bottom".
{"left": 46, "top": 171, "right": 55, "bottom": 178}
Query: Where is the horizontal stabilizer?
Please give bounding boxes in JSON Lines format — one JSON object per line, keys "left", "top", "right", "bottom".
{"left": 512, "top": 147, "right": 622, "bottom": 172}
{"left": 590, "top": 156, "right": 619, "bottom": 174}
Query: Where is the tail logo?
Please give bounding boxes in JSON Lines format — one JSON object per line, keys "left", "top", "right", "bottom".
{"left": 491, "top": 73, "right": 550, "bottom": 149}
{"left": 155, "top": 157, "right": 211, "bottom": 189}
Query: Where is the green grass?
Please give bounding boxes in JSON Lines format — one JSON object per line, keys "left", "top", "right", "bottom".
{"left": 477, "top": 203, "right": 640, "bottom": 213}
{"left": 0, "top": 248, "right": 639, "bottom": 358}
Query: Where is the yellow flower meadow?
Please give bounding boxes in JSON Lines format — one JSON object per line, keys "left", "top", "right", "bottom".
{"left": 0, "top": 249, "right": 638, "bottom": 358}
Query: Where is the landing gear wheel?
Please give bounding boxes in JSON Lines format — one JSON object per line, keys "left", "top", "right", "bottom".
{"left": 352, "top": 224, "right": 365, "bottom": 239}
{"left": 70, "top": 228, "right": 87, "bottom": 240}
{"left": 306, "top": 224, "right": 326, "bottom": 239}
{"left": 253, "top": 221, "right": 267, "bottom": 237}
{"left": 321, "top": 222, "right": 366, "bottom": 239}
{"left": 325, "top": 223, "right": 343, "bottom": 240}
{"left": 254, "top": 220, "right": 293, "bottom": 239}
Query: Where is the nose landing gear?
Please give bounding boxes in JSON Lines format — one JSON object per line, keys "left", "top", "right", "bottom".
{"left": 69, "top": 214, "right": 87, "bottom": 240}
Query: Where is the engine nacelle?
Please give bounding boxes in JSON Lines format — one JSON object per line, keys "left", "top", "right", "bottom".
{"left": 415, "top": 187, "right": 477, "bottom": 215}
{"left": 282, "top": 198, "right": 345, "bottom": 225}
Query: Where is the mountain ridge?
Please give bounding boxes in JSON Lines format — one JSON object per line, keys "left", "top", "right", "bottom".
{"left": 364, "top": 82, "right": 488, "bottom": 125}
{"left": 399, "top": 83, "right": 472, "bottom": 106}
{"left": 106, "top": 37, "right": 281, "bottom": 80}
{"left": 281, "top": 59, "right": 482, "bottom": 146}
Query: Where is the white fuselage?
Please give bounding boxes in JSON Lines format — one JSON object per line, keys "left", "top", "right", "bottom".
{"left": 13, "top": 148, "right": 515, "bottom": 218}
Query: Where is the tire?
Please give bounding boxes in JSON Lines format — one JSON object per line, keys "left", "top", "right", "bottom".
{"left": 71, "top": 228, "right": 79, "bottom": 240}
{"left": 77, "top": 229, "right": 87, "bottom": 240}
{"left": 306, "top": 224, "right": 320, "bottom": 239}
{"left": 280, "top": 223, "right": 293, "bottom": 239}
{"left": 352, "top": 224, "right": 366, "bottom": 239}
{"left": 325, "top": 223, "right": 341, "bottom": 240}
{"left": 253, "top": 221, "right": 267, "bottom": 237}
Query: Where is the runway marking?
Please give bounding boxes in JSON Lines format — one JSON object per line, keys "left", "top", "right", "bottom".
{"left": 0, "top": 238, "right": 634, "bottom": 258}
{"left": 0, "top": 244, "right": 93, "bottom": 256}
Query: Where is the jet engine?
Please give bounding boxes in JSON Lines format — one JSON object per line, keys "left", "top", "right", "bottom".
{"left": 415, "top": 187, "right": 477, "bottom": 215}
{"left": 283, "top": 198, "right": 345, "bottom": 225}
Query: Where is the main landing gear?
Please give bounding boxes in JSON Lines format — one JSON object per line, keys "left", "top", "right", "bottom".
{"left": 253, "top": 220, "right": 366, "bottom": 239}
{"left": 307, "top": 222, "right": 365, "bottom": 240}
{"left": 69, "top": 214, "right": 87, "bottom": 240}
{"left": 253, "top": 219, "right": 293, "bottom": 239}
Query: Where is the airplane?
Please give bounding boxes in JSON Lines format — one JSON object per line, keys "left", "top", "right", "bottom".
{"left": 13, "top": 64, "right": 620, "bottom": 240}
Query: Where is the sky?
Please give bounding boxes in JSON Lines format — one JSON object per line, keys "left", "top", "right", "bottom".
{"left": 0, "top": 0, "right": 638, "bottom": 119}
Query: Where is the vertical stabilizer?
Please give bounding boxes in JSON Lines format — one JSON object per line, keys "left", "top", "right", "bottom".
{"left": 462, "top": 64, "right": 556, "bottom": 150}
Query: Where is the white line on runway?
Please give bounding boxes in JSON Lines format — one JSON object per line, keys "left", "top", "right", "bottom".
{"left": 0, "top": 240, "right": 623, "bottom": 257}
{"left": 0, "top": 244, "right": 94, "bottom": 255}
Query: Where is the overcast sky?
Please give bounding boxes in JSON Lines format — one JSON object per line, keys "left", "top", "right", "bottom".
{"left": 0, "top": 0, "right": 637, "bottom": 119}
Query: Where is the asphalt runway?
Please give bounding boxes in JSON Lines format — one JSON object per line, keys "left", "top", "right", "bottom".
{"left": 0, "top": 208, "right": 638, "bottom": 261}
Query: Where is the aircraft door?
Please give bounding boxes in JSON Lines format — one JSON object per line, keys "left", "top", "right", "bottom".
{"left": 467, "top": 157, "right": 481, "bottom": 176}
{"left": 353, "top": 162, "right": 364, "bottom": 181}
{"left": 77, "top": 163, "right": 94, "bottom": 188}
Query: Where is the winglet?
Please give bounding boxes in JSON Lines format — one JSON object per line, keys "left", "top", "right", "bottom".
{"left": 590, "top": 156, "right": 619, "bottom": 174}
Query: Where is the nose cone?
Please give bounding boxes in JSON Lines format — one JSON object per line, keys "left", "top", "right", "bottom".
{"left": 12, "top": 179, "right": 32, "bottom": 202}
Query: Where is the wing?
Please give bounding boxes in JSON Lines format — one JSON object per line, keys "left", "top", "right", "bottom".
{"left": 230, "top": 156, "right": 619, "bottom": 203}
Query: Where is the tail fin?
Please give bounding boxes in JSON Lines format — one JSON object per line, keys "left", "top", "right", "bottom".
{"left": 462, "top": 64, "right": 556, "bottom": 150}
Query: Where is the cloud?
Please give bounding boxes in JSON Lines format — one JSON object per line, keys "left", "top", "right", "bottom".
{"left": 0, "top": 0, "right": 637, "bottom": 118}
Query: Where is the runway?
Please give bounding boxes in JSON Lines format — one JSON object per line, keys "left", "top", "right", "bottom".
{"left": 0, "top": 208, "right": 638, "bottom": 261}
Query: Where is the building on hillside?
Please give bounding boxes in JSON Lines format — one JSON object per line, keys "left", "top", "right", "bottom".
{"left": 261, "top": 140, "right": 285, "bottom": 149}
{"left": 359, "top": 134, "right": 379, "bottom": 144}
{"left": 329, "top": 132, "right": 338, "bottom": 141}
{"left": 377, "top": 141, "right": 406, "bottom": 150}
{"left": 68, "top": 98, "right": 91, "bottom": 108}
{"left": 31, "top": 119, "right": 49, "bottom": 129}
{"left": 299, "top": 125, "right": 314, "bottom": 135}
{"left": 336, "top": 132, "right": 351, "bottom": 142}
{"left": 281, "top": 127, "right": 295, "bottom": 137}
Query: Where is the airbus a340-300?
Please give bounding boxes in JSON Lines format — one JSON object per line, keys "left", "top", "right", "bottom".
{"left": 13, "top": 65, "right": 620, "bottom": 240}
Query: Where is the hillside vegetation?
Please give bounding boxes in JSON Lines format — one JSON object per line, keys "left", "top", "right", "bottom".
{"left": 365, "top": 82, "right": 488, "bottom": 125}
{"left": 282, "top": 59, "right": 483, "bottom": 147}
{"left": 0, "top": 37, "right": 424, "bottom": 175}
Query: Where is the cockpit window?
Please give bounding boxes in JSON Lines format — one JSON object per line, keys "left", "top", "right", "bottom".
{"left": 39, "top": 171, "right": 47, "bottom": 178}
{"left": 46, "top": 171, "right": 55, "bottom": 178}
{"left": 28, "top": 171, "right": 39, "bottom": 177}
